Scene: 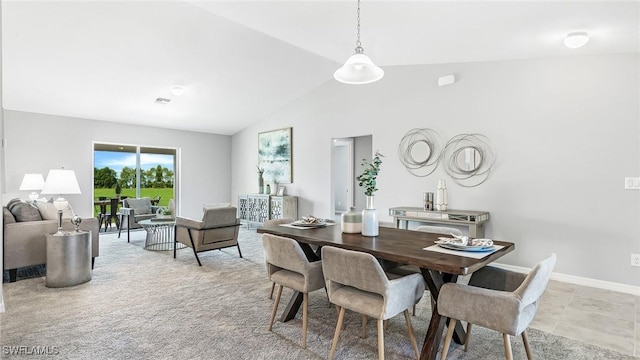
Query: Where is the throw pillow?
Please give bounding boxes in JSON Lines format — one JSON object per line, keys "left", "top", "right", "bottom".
{"left": 3, "top": 207, "right": 16, "bottom": 224}
{"left": 9, "top": 201, "right": 43, "bottom": 222}
{"left": 6, "top": 198, "right": 22, "bottom": 211}
{"left": 36, "top": 200, "right": 75, "bottom": 220}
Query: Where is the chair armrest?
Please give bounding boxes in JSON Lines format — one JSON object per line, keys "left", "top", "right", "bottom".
{"left": 175, "top": 216, "right": 204, "bottom": 230}
{"left": 120, "top": 207, "right": 134, "bottom": 216}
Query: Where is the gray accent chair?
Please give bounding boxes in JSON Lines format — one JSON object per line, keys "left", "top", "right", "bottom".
{"left": 438, "top": 253, "right": 557, "bottom": 360}
{"left": 321, "top": 245, "right": 425, "bottom": 360}
{"left": 118, "top": 197, "right": 159, "bottom": 242}
{"left": 262, "top": 233, "right": 325, "bottom": 349}
{"left": 262, "top": 218, "right": 295, "bottom": 299}
{"left": 174, "top": 206, "right": 242, "bottom": 266}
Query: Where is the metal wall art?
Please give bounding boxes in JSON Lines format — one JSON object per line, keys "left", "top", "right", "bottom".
{"left": 442, "top": 134, "right": 495, "bottom": 187}
{"left": 398, "top": 128, "right": 443, "bottom": 177}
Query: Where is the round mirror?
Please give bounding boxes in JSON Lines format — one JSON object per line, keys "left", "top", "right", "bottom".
{"left": 408, "top": 140, "right": 432, "bottom": 164}
{"left": 454, "top": 146, "right": 482, "bottom": 172}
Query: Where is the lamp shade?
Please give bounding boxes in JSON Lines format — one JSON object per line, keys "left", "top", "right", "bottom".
{"left": 19, "top": 173, "right": 45, "bottom": 191}
{"left": 334, "top": 52, "right": 384, "bottom": 85}
{"left": 41, "top": 169, "right": 81, "bottom": 195}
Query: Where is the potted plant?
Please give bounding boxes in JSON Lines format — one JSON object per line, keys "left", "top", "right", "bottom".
{"left": 356, "top": 151, "right": 383, "bottom": 236}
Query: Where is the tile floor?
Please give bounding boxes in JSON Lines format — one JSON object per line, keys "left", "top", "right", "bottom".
{"left": 531, "top": 280, "right": 640, "bottom": 357}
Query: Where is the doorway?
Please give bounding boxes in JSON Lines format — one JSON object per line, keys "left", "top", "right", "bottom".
{"left": 331, "top": 135, "right": 372, "bottom": 221}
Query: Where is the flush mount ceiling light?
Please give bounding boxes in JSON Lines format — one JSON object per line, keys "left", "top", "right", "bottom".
{"left": 171, "top": 86, "right": 184, "bottom": 96}
{"left": 564, "top": 31, "right": 589, "bottom": 49}
{"left": 334, "top": 0, "right": 384, "bottom": 85}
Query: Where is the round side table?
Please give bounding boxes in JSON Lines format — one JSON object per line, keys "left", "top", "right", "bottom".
{"left": 46, "top": 230, "right": 92, "bottom": 288}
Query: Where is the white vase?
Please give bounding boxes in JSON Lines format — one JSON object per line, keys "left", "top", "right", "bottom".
{"left": 435, "top": 179, "right": 448, "bottom": 211}
{"left": 362, "top": 196, "right": 378, "bottom": 237}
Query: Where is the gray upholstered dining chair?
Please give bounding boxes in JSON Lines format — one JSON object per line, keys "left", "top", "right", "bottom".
{"left": 438, "top": 253, "right": 557, "bottom": 360}
{"left": 386, "top": 225, "right": 463, "bottom": 315}
{"left": 321, "top": 245, "right": 425, "bottom": 360}
{"left": 262, "top": 218, "right": 295, "bottom": 299}
{"left": 262, "top": 233, "right": 325, "bottom": 349}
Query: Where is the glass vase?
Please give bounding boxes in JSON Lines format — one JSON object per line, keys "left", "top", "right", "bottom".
{"left": 362, "top": 196, "right": 378, "bottom": 237}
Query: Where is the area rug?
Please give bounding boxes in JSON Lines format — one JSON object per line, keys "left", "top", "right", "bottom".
{"left": 0, "top": 228, "right": 635, "bottom": 359}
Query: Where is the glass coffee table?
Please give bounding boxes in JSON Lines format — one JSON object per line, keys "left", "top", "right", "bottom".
{"left": 138, "top": 219, "right": 186, "bottom": 251}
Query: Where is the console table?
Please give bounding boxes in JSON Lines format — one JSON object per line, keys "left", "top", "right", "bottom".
{"left": 237, "top": 194, "right": 298, "bottom": 228}
{"left": 389, "top": 207, "right": 490, "bottom": 238}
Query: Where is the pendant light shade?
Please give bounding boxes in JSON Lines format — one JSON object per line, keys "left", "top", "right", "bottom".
{"left": 334, "top": 0, "right": 383, "bottom": 85}
{"left": 334, "top": 48, "right": 384, "bottom": 85}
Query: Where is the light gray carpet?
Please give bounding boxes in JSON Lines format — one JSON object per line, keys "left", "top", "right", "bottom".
{"left": 0, "top": 228, "right": 634, "bottom": 359}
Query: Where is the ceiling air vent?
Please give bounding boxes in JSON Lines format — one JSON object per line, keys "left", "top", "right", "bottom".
{"left": 154, "top": 97, "right": 171, "bottom": 105}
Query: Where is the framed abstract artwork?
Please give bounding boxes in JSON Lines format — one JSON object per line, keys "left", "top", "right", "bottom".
{"left": 258, "top": 127, "right": 292, "bottom": 184}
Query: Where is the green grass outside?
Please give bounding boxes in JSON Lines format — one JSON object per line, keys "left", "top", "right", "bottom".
{"left": 93, "top": 188, "right": 174, "bottom": 217}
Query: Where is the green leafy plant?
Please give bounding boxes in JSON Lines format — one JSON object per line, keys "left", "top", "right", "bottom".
{"left": 357, "top": 151, "right": 384, "bottom": 196}
{"left": 161, "top": 208, "right": 172, "bottom": 216}
{"left": 256, "top": 166, "right": 264, "bottom": 177}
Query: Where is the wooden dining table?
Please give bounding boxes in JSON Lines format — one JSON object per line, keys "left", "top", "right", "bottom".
{"left": 257, "top": 223, "right": 515, "bottom": 360}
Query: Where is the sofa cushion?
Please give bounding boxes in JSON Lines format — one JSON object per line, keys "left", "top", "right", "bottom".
{"left": 36, "top": 200, "right": 75, "bottom": 220}
{"left": 3, "top": 207, "right": 16, "bottom": 224}
{"left": 126, "top": 198, "right": 152, "bottom": 215}
{"left": 9, "top": 201, "right": 43, "bottom": 222}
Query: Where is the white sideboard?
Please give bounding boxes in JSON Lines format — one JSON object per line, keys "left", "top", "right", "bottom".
{"left": 238, "top": 194, "right": 298, "bottom": 228}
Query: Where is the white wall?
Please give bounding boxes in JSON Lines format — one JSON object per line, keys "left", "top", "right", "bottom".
{"left": 3, "top": 110, "right": 232, "bottom": 220}
{"left": 232, "top": 54, "right": 640, "bottom": 287}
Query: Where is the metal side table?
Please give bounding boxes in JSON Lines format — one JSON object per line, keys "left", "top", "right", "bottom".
{"left": 46, "top": 230, "right": 92, "bottom": 288}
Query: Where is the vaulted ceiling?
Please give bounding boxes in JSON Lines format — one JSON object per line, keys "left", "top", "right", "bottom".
{"left": 2, "top": 1, "right": 638, "bottom": 135}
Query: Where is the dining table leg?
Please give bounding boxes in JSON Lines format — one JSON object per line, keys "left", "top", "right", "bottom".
{"left": 419, "top": 268, "right": 466, "bottom": 360}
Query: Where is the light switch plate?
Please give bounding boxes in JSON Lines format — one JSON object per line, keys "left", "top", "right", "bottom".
{"left": 625, "top": 177, "right": 640, "bottom": 189}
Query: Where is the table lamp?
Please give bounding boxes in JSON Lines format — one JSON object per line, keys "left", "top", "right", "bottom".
{"left": 41, "top": 169, "right": 81, "bottom": 234}
{"left": 19, "top": 173, "right": 45, "bottom": 202}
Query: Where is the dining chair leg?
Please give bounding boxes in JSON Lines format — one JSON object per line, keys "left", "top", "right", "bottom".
{"left": 384, "top": 319, "right": 389, "bottom": 331}
{"left": 302, "top": 292, "right": 308, "bottom": 349}
{"left": 377, "top": 318, "right": 385, "bottom": 360}
{"left": 403, "top": 310, "right": 419, "bottom": 360}
{"left": 268, "top": 285, "right": 283, "bottom": 331}
{"left": 361, "top": 314, "right": 368, "bottom": 339}
{"left": 521, "top": 330, "right": 533, "bottom": 360}
{"left": 503, "top": 333, "right": 513, "bottom": 360}
{"left": 329, "top": 306, "right": 346, "bottom": 360}
{"left": 464, "top": 323, "right": 472, "bottom": 352}
{"left": 269, "top": 282, "right": 275, "bottom": 299}
{"left": 412, "top": 304, "right": 416, "bottom": 316}
{"left": 440, "top": 318, "right": 456, "bottom": 360}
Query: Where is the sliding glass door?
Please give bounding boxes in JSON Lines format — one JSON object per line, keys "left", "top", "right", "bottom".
{"left": 93, "top": 143, "right": 176, "bottom": 219}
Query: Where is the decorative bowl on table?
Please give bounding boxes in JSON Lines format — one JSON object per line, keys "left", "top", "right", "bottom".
{"left": 291, "top": 215, "right": 327, "bottom": 228}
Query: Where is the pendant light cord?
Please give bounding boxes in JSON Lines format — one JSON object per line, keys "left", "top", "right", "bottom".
{"left": 356, "top": 0, "right": 362, "bottom": 50}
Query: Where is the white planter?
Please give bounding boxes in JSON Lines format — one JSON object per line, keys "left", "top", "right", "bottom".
{"left": 361, "top": 196, "right": 379, "bottom": 237}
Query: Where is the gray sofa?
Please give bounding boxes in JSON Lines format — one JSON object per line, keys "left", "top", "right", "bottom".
{"left": 3, "top": 205, "right": 99, "bottom": 282}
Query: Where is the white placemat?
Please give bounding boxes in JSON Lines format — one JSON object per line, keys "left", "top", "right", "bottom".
{"left": 278, "top": 223, "right": 336, "bottom": 230}
{"left": 423, "top": 244, "right": 504, "bottom": 259}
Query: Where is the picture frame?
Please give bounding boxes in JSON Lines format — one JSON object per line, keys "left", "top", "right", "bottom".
{"left": 258, "top": 127, "right": 292, "bottom": 184}
{"left": 276, "top": 186, "right": 286, "bottom": 196}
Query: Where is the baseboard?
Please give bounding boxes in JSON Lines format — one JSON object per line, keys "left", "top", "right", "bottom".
{"left": 493, "top": 262, "right": 640, "bottom": 296}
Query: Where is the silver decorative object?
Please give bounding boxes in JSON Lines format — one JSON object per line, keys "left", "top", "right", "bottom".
{"left": 443, "top": 134, "right": 496, "bottom": 187}
{"left": 398, "top": 128, "right": 443, "bottom": 177}
{"left": 71, "top": 215, "right": 82, "bottom": 232}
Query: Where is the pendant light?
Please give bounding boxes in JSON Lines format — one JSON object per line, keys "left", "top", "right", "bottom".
{"left": 334, "top": 0, "right": 384, "bottom": 85}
